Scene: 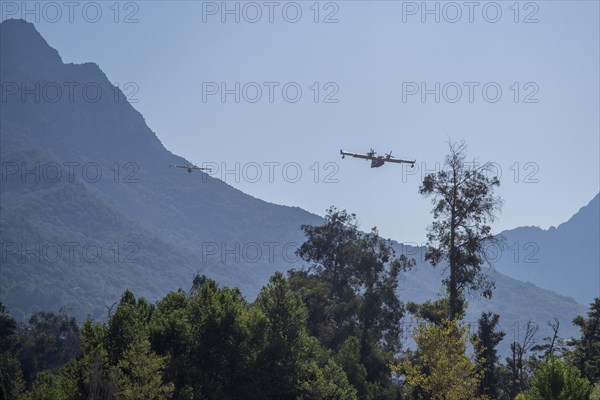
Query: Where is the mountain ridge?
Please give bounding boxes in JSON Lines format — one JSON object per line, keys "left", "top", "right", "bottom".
{"left": 492, "top": 194, "right": 599, "bottom": 305}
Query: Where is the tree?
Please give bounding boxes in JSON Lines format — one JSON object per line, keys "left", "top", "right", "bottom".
{"left": 406, "top": 297, "right": 466, "bottom": 325}
{"left": 19, "top": 372, "right": 69, "bottom": 400}
{"left": 77, "top": 319, "right": 119, "bottom": 400}
{"left": 299, "top": 355, "right": 358, "bottom": 400}
{"left": 474, "top": 312, "right": 505, "bottom": 398}
{"left": 254, "top": 272, "right": 356, "bottom": 399}
{"left": 530, "top": 318, "right": 567, "bottom": 366}
{"left": 569, "top": 298, "right": 600, "bottom": 383}
{"left": 17, "top": 310, "right": 81, "bottom": 386}
{"left": 590, "top": 383, "right": 600, "bottom": 400}
{"left": 295, "top": 208, "right": 413, "bottom": 351}
{"left": 186, "top": 277, "right": 254, "bottom": 398}
{"left": 106, "top": 290, "right": 154, "bottom": 365}
{"left": 0, "top": 302, "right": 25, "bottom": 400}
{"left": 293, "top": 207, "right": 414, "bottom": 397}
{"left": 297, "top": 207, "right": 361, "bottom": 305}
{"left": 254, "top": 272, "right": 311, "bottom": 398}
{"left": 521, "top": 356, "right": 591, "bottom": 400}
{"left": 148, "top": 289, "right": 193, "bottom": 399}
{"left": 287, "top": 269, "right": 336, "bottom": 345}
{"left": 419, "top": 141, "right": 502, "bottom": 320}
{"left": 506, "top": 320, "right": 538, "bottom": 397}
{"left": 114, "top": 338, "right": 174, "bottom": 400}
{"left": 396, "top": 319, "right": 486, "bottom": 400}
{"left": 294, "top": 207, "right": 363, "bottom": 350}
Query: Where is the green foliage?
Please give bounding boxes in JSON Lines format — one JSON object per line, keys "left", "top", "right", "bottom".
{"left": 474, "top": 312, "right": 505, "bottom": 398}
{"left": 16, "top": 310, "right": 81, "bottom": 387}
{"left": 504, "top": 320, "right": 539, "bottom": 398}
{"left": 0, "top": 302, "right": 25, "bottom": 400}
{"left": 569, "top": 298, "right": 600, "bottom": 383}
{"left": 396, "top": 318, "right": 486, "bottom": 400}
{"left": 106, "top": 290, "right": 154, "bottom": 364}
{"left": 0, "top": 353, "right": 25, "bottom": 400}
{"left": 3, "top": 262, "right": 596, "bottom": 400}
{"left": 419, "top": 141, "right": 502, "bottom": 320}
{"left": 186, "top": 277, "right": 254, "bottom": 398}
{"left": 75, "top": 320, "right": 118, "bottom": 399}
{"left": 334, "top": 336, "right": 369, "bottom": 396}
{"left": 148, "top": 289, "right": 192, "bottom": 398}
{"left": 590, "top": 383, "right": 600, "bottom": 400}
{"left": 254, "top": 272, "right": 357, "bottom": 399}
{"left": 406, "top": 297, "right": 466, "bottom": 325}
{"left": 0, "top": 303, "right": 18, "bottom": 354}
{"left": 18, "top": 372, "right": 68, "bottom": 400}
{"left": 2, "top": 276, "right": 597, "bottom": 400}
{"left": 293, "top": 207, "right": 414, "bottom": 398}
{"left": 254, "top": 272, "right": 309, "bottom": 397}
{"left": 521, "top": 356, "right": 591, "bottom": 400}
{"left": 299, "top": 356, "right": 358, "bottom": 400}
{"left": 114, "top": 338, "right": 174, "bottom": 400}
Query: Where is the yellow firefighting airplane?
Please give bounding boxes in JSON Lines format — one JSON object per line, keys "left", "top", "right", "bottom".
{"left": 340, "top": 149, "right": 415, "bottom": 168}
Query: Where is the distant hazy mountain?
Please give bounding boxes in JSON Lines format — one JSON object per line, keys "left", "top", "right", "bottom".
{"left": 0, "top": 19, "right": 321, "bottom": 321}
{"left": 0, "top": 20, "right": 590, "bottom": 354}
{"left": 490, "top": 194, "right": 599, "bottom": 306}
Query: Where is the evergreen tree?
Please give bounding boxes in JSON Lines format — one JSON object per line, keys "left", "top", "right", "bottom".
{"left": 19, "top": 372, "right": 68, "bottom": 400}
{"left": 114, "top": 338, "right": 174, "bottom": 400}
{"left": 186, "top": 277, "right": 254, "bottom": 398}
{"left": 148, "top": 289, "right": 193, "bottom": 399}
{"left": 569, "top": 298, "right": 600, "bottom": 383}
{"left": 254, "top": 272, "right": 310, "bottom": 398}
{"left": 80, "top": 320, "right": 118, "bottom": 400}
{"left": 255, "top": 272, "right": 356, "bottom": 400}
{"left": 474, "top": 312, "right": 505, "bottom": 398}
{"left": 106, "top": 290, "right": 154, "bottom": 365}
{"left": 419, "top": 141, "right": 502, "bottom": 320}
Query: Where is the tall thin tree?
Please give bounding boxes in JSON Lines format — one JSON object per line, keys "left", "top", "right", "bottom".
{"left": 419, "top": 141, "right": 502, "bottom": 320}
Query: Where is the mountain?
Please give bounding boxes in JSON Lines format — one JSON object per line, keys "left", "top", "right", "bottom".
{"left": 0, "top": 19, "right": 590, "bottom": 353}
{"left": 0, "top": 18, "right": 321, "bottom": 321}
{"left": 490, "top": 194, "right": 599, "bottom": 305}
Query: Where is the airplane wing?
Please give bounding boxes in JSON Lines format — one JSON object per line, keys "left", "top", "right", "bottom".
{"left": 385, "top": 158, "right": 416, "bottom": 164}
{"left": 340, "top": 150, "right": 374, "bottom": 160}
{"left": 191, "top": 166, "right": 213, "bottom": 172}
{"left": 169, "top": 164, "right": 186, "bottom": 168}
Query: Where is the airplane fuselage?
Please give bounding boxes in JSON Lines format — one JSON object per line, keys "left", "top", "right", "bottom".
{"left": 371, "top": 158, "right": 385, "bottom": 168}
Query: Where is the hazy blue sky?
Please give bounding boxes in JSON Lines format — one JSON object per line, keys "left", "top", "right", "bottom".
{"left": 3, "top": 1, "right": 598, "bottom": 243}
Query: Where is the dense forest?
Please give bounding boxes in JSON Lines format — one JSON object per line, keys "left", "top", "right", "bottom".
{"left": 1, "top": 275, "right": 598, "bottom": 400}
{"left": 1, "top": 144, "right": 598, "bottom": 400}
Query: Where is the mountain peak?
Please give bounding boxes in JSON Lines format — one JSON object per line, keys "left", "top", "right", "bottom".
{"left": 0, "top": 19, "right": 63, "bottom": 68}
{"left": 496, "top": 192, "right": 600, "bottom": 305}
{"left": 557, "top": 192, "right": 600, "bottom": 231}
